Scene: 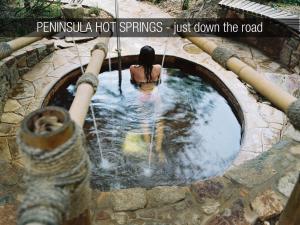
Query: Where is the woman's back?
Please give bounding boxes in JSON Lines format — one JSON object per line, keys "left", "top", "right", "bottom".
{"left": 130, "top": 64, "right": 161, "bottom": 84}
{"left": 130, "top": 46, "right": 161, "bottom": 92}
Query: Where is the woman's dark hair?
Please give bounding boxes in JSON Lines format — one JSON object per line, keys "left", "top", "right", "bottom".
{"left": 138, "top": 45, "right": 155, "bottom": 82}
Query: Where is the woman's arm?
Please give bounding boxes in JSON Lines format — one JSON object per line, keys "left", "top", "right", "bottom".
{"left": 129, "top": 65, "right": 135, "bottom": 82}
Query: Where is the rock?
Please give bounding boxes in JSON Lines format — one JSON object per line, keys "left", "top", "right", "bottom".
{"left": 146, "top": 186, "right": 187, "bottom": 208}
{"left": 112, "top": 212, "right": 128, "bottom": 224}
{"left": 1, "top": 112, "right": 23, "bottom": 124}
{"left": 26, "top": 51, "right": 38, "bottom": 67}
{"left": 0, "top": 123, "right": 17, "bottom": 137}
{"left": 251, "top": 190, "right": 284, "bottom": 220}
{"left": 287, "top": 98, "right": 300, "bottom": 130}
{"left": 136, "top": 208, "right": 156, "bottom": 219}
{"left": 111, "top": 188, "right": 146, "bottom": 211}
{"left": 0, "top": 138, "right": 11, "bottom": 161}
{"left": 8, "top": 64, "right": 19, "bottom": 88}
{"left": 174, "top": 208, "right": 203, "bottom": 225}
{"left": 226, "top": 152, "right": 278, "bottom": 188}
{"left": 34, "top": 43, "right": 48, "bottom": 60}
{"left": 278, "top": 171, "right": 298, "bottom": 197}
{"left": 183, "top": 43, "right": 203, "bottom": 54}
{"left": 289, "top": 145, "right": 300, "bottom": 156}
{"left": 280, "top": 45, "right": 293, "bottom": 66}
{"left": 2, "top": 56, "right": 19, "bottom": 88}
{"left": 201, "top": 198, "right": 220, "bottom": 215}
{"left": 206, "top": 199, "right": 251, "bottom": 225}
{"left": 0, "top": 204, "right": 17, "bottom": 225}
{"left": 95, "top": 211, "right": 111, "bottom": 220}
{"left": 0, "top": 160, "right": 22, "bottom": 186}
{"left": 13, "top": 50, "right": 27, "bottom": 68}
{"left": 285, "top": 125, "right": 300, "bottom": 142}
{"left": 3, "top": 100, "right": 21, "bottom": 112}
{"left": 191, "top": 177, "right": 230, "bottom": 202}
{"left": 18, "top": 67, "right": 30, "bottom": 76}
{"left": 61, "top": 4, "right": 85, "bottom": 19}
{"left": 8, "top": 80, "right": 35, "bottom": 100}
{"left": 96, "top": 192, "right": 112, "bottom": 210}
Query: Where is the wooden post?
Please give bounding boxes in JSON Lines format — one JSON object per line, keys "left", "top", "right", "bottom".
{"left": 278, "top": 174, "right": 300, "bottom": 225}
{"left": 18, "top": 107, "right": 92, "bottom": 225}
{"left": 278, "top": 99, "right": 300, "bottom": 225}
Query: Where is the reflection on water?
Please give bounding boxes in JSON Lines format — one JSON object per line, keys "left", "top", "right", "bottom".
{"left": 49, "top": 68, "right": 241, "bottom": 191}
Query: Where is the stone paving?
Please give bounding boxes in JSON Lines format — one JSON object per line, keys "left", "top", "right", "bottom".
{"left": 0, "top": 0, "right": 300, "bottom": 225}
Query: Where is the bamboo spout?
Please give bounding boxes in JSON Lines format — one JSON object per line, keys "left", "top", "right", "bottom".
{"left": 69, "top": 37, "right": 109, "bottom": 127}
{"left": 184, "top": 34, "right": 297, "bottom": 113}
{"left": 0, "top": 31, "right": 51, "bottom": 60}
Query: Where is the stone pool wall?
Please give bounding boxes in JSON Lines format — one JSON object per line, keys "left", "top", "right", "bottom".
{"left": 1, "top": 134, "right": 299, "bottom": 225}
{"left": 93, "top": 137, "right": 299, "bottom": 225}
{"left": 0, "top": 40, "right": 55, "bottom": 118}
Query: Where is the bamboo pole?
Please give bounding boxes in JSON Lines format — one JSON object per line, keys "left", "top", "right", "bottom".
{"left": 69, "top": 37, "right": 109, "bottom": 127}
{"left": 0, "top": 31, "right": 50, "bottom": 60}
{"left": 184, "top": 35, "right": 297, "bottom": 113}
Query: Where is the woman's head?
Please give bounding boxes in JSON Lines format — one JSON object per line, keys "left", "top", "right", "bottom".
{"left": 138, "top": 46, "right": 155, "bottom": 81}
{"left": 139, "top": 45, "right": 155, "bottom": 66}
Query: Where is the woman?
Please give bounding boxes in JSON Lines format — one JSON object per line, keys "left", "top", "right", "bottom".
{"left": 130, "top": 45, "right": 161, "bottom": 92}
{"left": 128, "top": 46, "right": 165, "bottom": 163}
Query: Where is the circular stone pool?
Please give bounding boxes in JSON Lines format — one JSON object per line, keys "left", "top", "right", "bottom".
{"left": 46, "top": 56, "right": 242, "bottom": 191}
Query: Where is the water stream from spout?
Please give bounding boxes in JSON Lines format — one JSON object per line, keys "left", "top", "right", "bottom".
{"left": 71, "top": 33, "right": 109, "bottom": 168}
{"left": 108, "top": 40, "right": 112, "bottom": 72}
{"left": 145, "top": 37, "right": 169, "bottom": 175}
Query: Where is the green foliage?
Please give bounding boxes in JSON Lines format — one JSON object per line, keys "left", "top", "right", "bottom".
{"left": 0, "top": 0, "right": 62, "bottom": 18}
{"left": 182, "top": 0, "right": 190, "bottom": 10}
{"left": 0, "top": 0, "right": 13, "bottom": 17}
{"left": 277, "top": 0, "right": 300, "bottom": 5}
{"left": 16, "top": 1, "right": 62, "bottom": 18}
{"left": 153, "top": 0, "right": 164, "bottom": 3}
{"left": 258, "top": 0, "right": 300, "bottom": 5}
{"left": 89, "top": 7, "right": 101, "bottom": 16}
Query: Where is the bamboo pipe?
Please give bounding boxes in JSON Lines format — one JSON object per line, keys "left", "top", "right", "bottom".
{"left": 184, "top": 35, "right": 297, "bottom": 113}
{"left": 227, "top": 57, "right": 296, "bottom": 112}
{"left": 69, "top": 37, "right": 109, "bottom": 127}
{"left": 0, "top": 31, "right": 50, "bottom": 60}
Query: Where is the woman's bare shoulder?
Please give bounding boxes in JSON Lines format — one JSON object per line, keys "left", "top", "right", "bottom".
{"left": 153, "top": 64, "right": 162, "bottom": 72}
{"left": 130, "top": 65, "right": 138, "bottom": 71}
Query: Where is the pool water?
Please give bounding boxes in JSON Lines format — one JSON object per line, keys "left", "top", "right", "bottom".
{"left": 49, "top": 68, "right": 241, "bottom": 191}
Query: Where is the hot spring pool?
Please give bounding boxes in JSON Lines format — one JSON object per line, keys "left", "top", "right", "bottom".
{"left": 48, "top": 67, "right": 241, "bottom": 191}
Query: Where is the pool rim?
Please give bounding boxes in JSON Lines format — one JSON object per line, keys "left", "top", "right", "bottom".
{"left": 42, "top": 55, "right": 245, "bottom": 178}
